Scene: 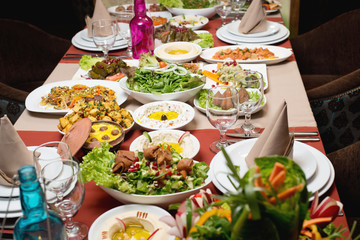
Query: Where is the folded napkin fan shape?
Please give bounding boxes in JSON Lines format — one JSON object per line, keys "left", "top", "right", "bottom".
{"left": 245, "top": 100, "right": 294, "bottom": 167}
{"left": 0, "top": 115, "right": 33, "bottom": 186}
{"left": 85, "top": 0, "right": 113, "bottom": 37}
{"left": 238, "top": 0, "right": 268, "bottom": 34}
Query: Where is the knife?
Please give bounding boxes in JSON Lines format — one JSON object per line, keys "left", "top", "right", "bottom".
{"left": 226, "top": 131, "right": 318, "bottom": 138}
{"left": 227, "top": 137, "right": 320, "bottom": 143}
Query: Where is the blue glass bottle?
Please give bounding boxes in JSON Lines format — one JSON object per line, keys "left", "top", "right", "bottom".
{"left": 14, "top": 165, "right": 67, "bottom": 240}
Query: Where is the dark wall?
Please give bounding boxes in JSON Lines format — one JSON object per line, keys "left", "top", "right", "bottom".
{"left": 298, "top": 0, "right": 360, "bottom": 34}
{"left": 0, "top": 0, "right": 94, "bottom": 40}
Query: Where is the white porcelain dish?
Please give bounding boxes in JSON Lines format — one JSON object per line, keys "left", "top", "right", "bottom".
{"left": 133, "top": 101, "right": 195, "bottom": 131}
{"left": 194, "top": 90, "right": 267, "bottom": 116}
{"left": 129, "top": 129, "right": 200, "bottom": 159}
{"left": 226, "top": 20, "right": 280, "bottom": 38}
{"left": 100, "top": 168, "right": 212, "bottom": 208}
{"left": 201, "top": 45, "right": 293, "bottom": 65}
{"left": 216, "top": 24, "right": 290, "bottom": 46}
{"left": 165, "top": 5, "right": 220, "bottom": 18}
{"left": 25, "top": 80, "right": 128, "bottom": 114}
{"left": 169, "top": 15, "right": 209, "bottom": 30}
{"left": 119, "top": 77, "right": 204, "bottom": 104}
{"left": 210, "top": 138, "right": 333, "bottom": 200}
{"left": 88, "top": 204, "right": 174, "bottom": 240}
{"left": 201, "top": 63, "right": 268, "bottom": 90}
{"left": 154, "top": 41, "right": 202, "bottom": 63}
{"left": 148, "top": 11, "right": 173, "bottom": 28}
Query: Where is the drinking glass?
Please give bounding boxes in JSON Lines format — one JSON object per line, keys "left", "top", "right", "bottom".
{"left": 231, "top": 0, "right": 246, "bottom": 22}
{"left": 41, "top": 159, "right": 87, "bottom": 240}
{"left": 33, "top": 141, "right": 72, "bottom": 176}
{"left": 216, "top": 5, "right": 232, "bottom": 28}
{"left": 92, "top": 19, "right": 117, "bottom": 59}
{"left": 116, "top": 10, "right": 134, "bottom": 59}
{"left": 233, "top": 70, "right": 264, "bottom": 136}
{"left": 206, "top": 86, "right": 239, "bottom": 153}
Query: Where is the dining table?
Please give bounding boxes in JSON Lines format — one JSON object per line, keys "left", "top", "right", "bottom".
{"left": 10, "top": 10, "right": 351, "bottom": 239}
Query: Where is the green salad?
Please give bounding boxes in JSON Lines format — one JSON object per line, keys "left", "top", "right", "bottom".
{"left": 158, "top": 0, "right": 219, "bottom": 9}
{"left": 127, "top": 66, "right": 205, "bottom": 94}
{"left": 197, "top": 89, "right": 264, "bottom": 110}
{"left": 191, "top": 32, "right": 214, "bottom": 49}
{"left": 80, "top": 142, "right": 209, "bottom": 195}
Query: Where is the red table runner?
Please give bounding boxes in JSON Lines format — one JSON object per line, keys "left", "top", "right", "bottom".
{"left": 17, "top": 128, "right": 349, "bottom": 239}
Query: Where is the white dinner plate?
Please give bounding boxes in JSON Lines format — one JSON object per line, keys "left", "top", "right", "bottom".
{"left": 72, "top": 30, "right": 127, "bottom": 52}
{"left": 0, "top": 185, "right": 19, "bottom": 198}
{"left": 226, "top": 20, "right": 280, "bottom": 38}
{"left": 0, "top": 197, "right": 21, "bottom": 213}
{"left": 200, "top": 44, "right": 292, "bottom": 65}
{"left": 129, "top": 129, "right": 200, "bottom": 159}
{"left": 210, "top": 139, "right": 330, "bottom": 197}
{"left": 25, "top": 80, "right": 128, "bottom": 114}
{"left": 88, "top": 204, "right": 174, "bottom": 240}
{"left": 216, "top": 24, "right": 290, "bottom": 46}
{"left": 201, "top": 63, "right": 268, "bottom": 90}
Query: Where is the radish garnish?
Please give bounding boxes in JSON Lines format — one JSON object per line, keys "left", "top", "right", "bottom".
{"left": 147, "top": 228, "right": 160, "bottom": 240}
{"left": 309, "top": 191, "right": 343, "bottom": 226}
{"left": 178, "top": 131, "right": 190, "bottom": 144}
{"left": 115, "top": 217, "right": 126, "bottom": 231}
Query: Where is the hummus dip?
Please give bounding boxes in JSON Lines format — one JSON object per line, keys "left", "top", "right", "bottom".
{"left": 99, "top": 210, "right": 169, "bottom": 240}
{"left": 156, "top": 42, "right": 200, "bottom": 59}
{"left": 131, "top": 131, "right": 196, "bottom": 158}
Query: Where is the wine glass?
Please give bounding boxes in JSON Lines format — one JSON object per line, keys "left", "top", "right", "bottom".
{"left": 33, "top": 141, "right": 72, "bottom": 176}
{"left": 92, "top": 19, "right": 117, "bottom": 59}
{"left": 41, "top": 160, "right": 87, "bottom": 240}
{"left": 231, "top": 0, "right": 246, "bottom": 22}
{"left": 216, "top": 5, "right": 232, "bottom": 28}
{"left": 116, "top": 10, "right": 134, "bottom": 59}
{"left": 206, "top": 86, "right": 239, "bottom": 153}
{"left": 233, "top": 70, "right": 264, "bottom": 136}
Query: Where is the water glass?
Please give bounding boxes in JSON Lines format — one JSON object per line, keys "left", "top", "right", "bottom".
{"left": 216, "top": 5, "right": 232, "bottom": 28}
{"left": 231, "top": 0, "right": 246, "bottom": 22}
{"left": 233, "top": 70, "right": 264, "bottom": 136}
{"left": 92, "top": 19, "right": 117, "bottom": 59}
{"left": 206, "top": 86, "right": 239, "bottom": 153}
{"left": 116, "top": 10, "right": 134, "bottom": 59}
{"left": 41, "top": 159, "right": 87, "bottom": 240}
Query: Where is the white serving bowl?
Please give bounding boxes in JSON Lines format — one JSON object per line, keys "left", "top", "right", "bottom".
{"left": 119, "top": 77, "right": 204, "bottom": 104}
{"left": 154, "top": 41, "right": 202, "bottom": 64}
{"left": 133, "top": 101, "right": 195, "bottom": 131}
{"left": 100, "top": 172, "right": 212, "bottom": 208}
{"left": 169, "top": 15, "right": 209, "bottom": 30}
{"left": 129, "top": 129, "right": 200, "bottom": 159}
{"left": 165, "top": 5, "right": 220, "bottom": 18}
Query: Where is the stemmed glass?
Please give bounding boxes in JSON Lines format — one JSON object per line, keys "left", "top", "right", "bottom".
{"left": 233, "top": 70, "right": 264, "bottom": 136}
{"left": 33, "top": 141, "right": 72, "bottom": 176}
{"left": 41, "top": 160, "right": 87, "bottom": 240}
{"left": 116, "top": 10, "right": 134, "bottom": 59}
{"left": 92, "top": 19, "right": 117, "bottom": 59}
{"left": 215, "top": 5, "right": 232, "bottom": 28}
{"left": 231, "top": 0, "right": 246, "bottom": 22}
{"left": 206, "top": 86, "right": 239, "bottom": 153}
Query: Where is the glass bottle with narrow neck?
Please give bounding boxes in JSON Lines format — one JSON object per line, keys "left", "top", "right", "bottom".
{"left": 14, "top": 165, "right": 66, "bottom": 240}
{"left": 130, "top": 0, "right": 154, "bottom": 59}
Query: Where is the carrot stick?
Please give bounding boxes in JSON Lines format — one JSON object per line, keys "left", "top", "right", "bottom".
{"left": 202, "top": 70, "right": 223, "bottom": 84}
{"left": 269, "top": 184, "right": 304, "bottom": 204}
{"left": 302, "top": 217, "right": 333, "bottom": 229}
{"left": 268, "top": 162, "right": 285, "bottom": 183}
{"left": 270, "top": 169, "right": 286, "bottom": 191}
{"left": 254, "top": 166, "right": 264, "bottom": 188}
{"left": 217, "top": 62, "right": 222, "bottom": 69}
{"left": 300, "top": 229, "right": 313, "bottom": 238}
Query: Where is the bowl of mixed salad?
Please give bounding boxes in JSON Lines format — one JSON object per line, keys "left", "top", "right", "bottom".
{"left": 80, "top": 140, "right": 211, "bottom": 208}
{"left": 159, "top": 0, "right": 220, "bottom": 18}
{"left": 119, "top": 53, "right": 205, "bottom": 104}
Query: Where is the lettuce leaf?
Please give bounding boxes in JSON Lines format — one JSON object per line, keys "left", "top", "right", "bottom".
{"left": 158, "top": 0, "right": 183, "bottom": 8}
{"left": 79, "top": 55, "right": 103, "bottom": 71}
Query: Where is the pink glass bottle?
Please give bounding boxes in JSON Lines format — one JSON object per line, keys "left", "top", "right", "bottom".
{"left": 130, "top": 0, "right": 154, "bottom": 59}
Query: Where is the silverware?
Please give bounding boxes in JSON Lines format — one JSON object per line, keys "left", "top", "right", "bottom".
{"left": 226, "top": 131, "right": 318, "bottom": 138}
{"left": 227, "top": 137, "right": 320, "bottom": 143}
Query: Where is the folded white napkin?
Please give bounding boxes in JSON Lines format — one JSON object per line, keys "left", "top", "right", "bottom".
{"left": 0, "top": 115, "right": 33, "bottom": 186}
{"left": 245, "top": 100, "right": 294, "bottom": 167}
{"left": 238, "top": 0, "right": 268, "bottom": 34}
{"left": 85, "top": 0, "right": 113, "bottom": 37}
